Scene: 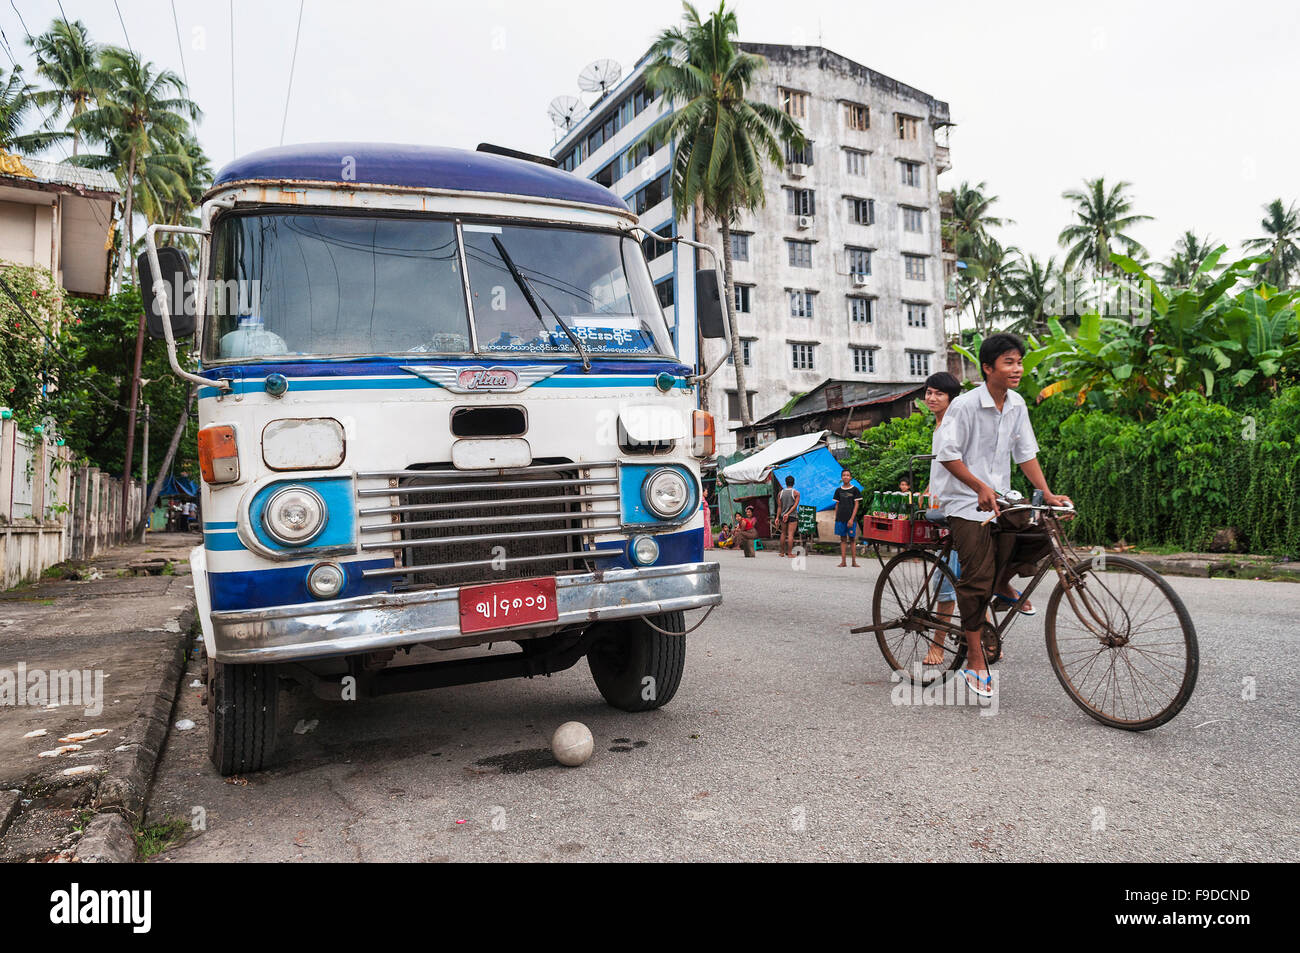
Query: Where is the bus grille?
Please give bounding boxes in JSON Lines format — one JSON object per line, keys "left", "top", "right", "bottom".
{"left": 356, "top": 460, "right": 622, "bottom": 589}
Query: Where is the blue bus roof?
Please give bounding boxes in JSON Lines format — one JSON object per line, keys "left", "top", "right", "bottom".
{"left": 212, "top": 143, "right": 628, "bottom": 212}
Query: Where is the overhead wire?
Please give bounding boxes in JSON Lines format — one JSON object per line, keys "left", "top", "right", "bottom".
{"left": 280, "top": 0, "right": 304, "bottom": 146}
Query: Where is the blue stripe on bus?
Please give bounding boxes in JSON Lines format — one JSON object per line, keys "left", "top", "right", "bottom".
{"left": 203, "top": 521, "right": 238, "bottom": 530}
{"left": 204, "top": 531, "right": 245, "bottom": 551}
{"left": 208, "top": 559, "right": 395, "bottom": 612}
{"left": 198, "top": 374, "right": 688, "bottom": 400}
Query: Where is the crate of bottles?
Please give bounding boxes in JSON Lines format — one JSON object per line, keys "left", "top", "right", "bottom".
{"left": 862, "top": 491, "right": 946, "bottom": 546}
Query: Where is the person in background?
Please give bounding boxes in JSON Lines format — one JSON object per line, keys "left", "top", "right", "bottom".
{"left": 922, "top": 371, "right": 964, "bottom": 666}
{"left": 716, "top": 523, "right": 735, "bottom": 548}
{"left": 777, "top": 475, "right": 800, "bottom": 558}
{"left": 832, "top": 469, "right": 862, "bottom": 568}
{"left": 734, "top": 506, "right": 759, "bottom": 558}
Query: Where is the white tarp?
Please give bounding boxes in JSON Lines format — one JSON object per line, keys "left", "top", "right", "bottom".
{"left": 721, "top": 430, "right": 827, "bottom": 484}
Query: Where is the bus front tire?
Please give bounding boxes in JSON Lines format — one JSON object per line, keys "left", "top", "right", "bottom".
{"left": 207, "top": 659, "right": 279, "bottom": 776}
{"left": 586, "top": 613, "right": 686, "bottom": 712}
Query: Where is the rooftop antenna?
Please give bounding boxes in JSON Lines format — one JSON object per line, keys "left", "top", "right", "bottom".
{"left": 547, "top": 95, "right": 589, "bottom": 138}
{"left": 577, "top": 58, "right": 623, "bottom": 101}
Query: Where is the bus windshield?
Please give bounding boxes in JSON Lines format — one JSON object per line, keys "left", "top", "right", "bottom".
{"left": 204, "top": 211, "right": 675, "bottom": 362}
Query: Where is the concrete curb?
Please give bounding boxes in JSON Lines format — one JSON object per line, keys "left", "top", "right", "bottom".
{"left": 73, "top": 603, "right": 196, "bottom": 863}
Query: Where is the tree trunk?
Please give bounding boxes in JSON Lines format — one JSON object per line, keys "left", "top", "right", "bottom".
{"left": 136, "top": 385, "right": 197, "bottom": 536}
{"left": 114, "top": 147, "right": 136, "bottom": 291}
{"left": 718, "top": 218, "right": 750, "bottom": 427}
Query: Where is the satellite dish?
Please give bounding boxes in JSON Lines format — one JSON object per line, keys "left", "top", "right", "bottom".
{"left": 578, "top": 59, "right": 623, "bottom": 96}
{"left": 547, "top": 95, "right": 588, "bottom": 131}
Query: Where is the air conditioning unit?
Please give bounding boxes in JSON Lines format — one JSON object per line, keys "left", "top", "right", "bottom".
{"left": 789, "top": 162, "right": 808, "bottom": 178}
{"left": 852, "top": 274, "right": 869, "bottom": 288}
{"left": 796, "top": 215, "right": 813, "bottom": 230}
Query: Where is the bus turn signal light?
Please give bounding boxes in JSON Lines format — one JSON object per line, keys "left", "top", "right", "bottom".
{"left": 692, "top": 410, "right": 715, "bottom": 459}
{"left": 198, "top": 425, "right": 240, "bottom": 484}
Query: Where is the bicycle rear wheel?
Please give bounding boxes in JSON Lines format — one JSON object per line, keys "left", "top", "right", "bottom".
{"left": 873, "top": 548, "right": 966, "bottom": 684}
{"left": 1045, "top": 555, "right": 1198, "bottom": 730}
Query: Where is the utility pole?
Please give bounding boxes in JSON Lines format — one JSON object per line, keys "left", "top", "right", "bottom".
{"left": 121, "top": 311, "right": 146, "bottom": 541}
{"left": 138, "top": 404, "right": 150, "bottom": 542}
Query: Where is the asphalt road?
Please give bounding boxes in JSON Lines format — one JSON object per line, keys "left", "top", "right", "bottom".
{"left": 147, "top": 548, "right": 1300, "bottom": 862}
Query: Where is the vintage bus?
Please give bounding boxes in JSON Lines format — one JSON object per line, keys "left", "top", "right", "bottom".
{"left": 139, "top": 142, "right": 727, "bottom": 774}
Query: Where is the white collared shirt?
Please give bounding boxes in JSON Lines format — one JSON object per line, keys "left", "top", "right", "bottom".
{"left": 933, "top": 382, "right": 1040, "bottom": 523}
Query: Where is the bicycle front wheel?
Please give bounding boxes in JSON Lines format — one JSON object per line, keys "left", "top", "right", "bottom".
{"left": 1045, "top": 554, "right": 1198, "bottom": 730}
{"left": 873, "top": 548, "right": 966, "bottom": 683}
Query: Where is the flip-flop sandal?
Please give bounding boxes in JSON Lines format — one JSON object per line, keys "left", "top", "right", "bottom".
{"left": 959, "top": 669, "right": 995, "bottom": 698}
{"left": 993, "top": 591, "right": 1036, "bottom": 615}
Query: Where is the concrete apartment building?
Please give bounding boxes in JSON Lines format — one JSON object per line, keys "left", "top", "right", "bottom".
{"left": 549, "top": 43, "right": 952, "bottom": 453}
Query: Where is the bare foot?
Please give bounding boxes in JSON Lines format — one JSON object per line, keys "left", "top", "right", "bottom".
{"left": 837, "top": 561, "right": 847, "bottom": 567}
{"left": 923, "top": 643, "right": 946, "bottom": 665}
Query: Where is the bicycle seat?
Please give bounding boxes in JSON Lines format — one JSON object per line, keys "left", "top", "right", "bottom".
{"left": 922, "top": 510, "right": 949, "bottom": 527}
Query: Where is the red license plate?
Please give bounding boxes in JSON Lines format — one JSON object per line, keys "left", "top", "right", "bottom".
{"left": 458, "top": 577, "right": 559, "bottom": 634}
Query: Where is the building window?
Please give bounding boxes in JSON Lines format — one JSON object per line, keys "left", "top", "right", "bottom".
{"left": 791, "top": 342, "right": 816, "bottom": 370}
{"left": 786, "top": 140, "right": 814, "bottom": 165}
{"left": 779, "top": 88, "right": 808, "bottom": 118}
{"left": 908, "top": 351, "right": 932, "bottom": 377}
{"left": 906, "top": 303, "right": 929, "bottom": 327}
{"left": 733, "top": 283, "right": 752, "bottom": 313}
{"left": 633, "top": 171, "right": 670, "bottom": 215}
{"left": 904, "top": 254, "right": 927, "bottom": 280}
{"left": 631, "top": 84, "right": 659, "bottom": 117}
{"left": 900, "top": 161, "right": 922, "bottom": 187}
{"left": 727, "top": 337, "right": 754, "bottom": 366}
{"left": 641, "top": 222, "right": 673, "bottom": 262}
{"left": 844, "top": 102, "right": 869, "bottom": 131}
{"left": 848, "top": 197, "right": 875, "bottom": 225}
{"left": 787, "top": 240, "right": 813, "bottom": 268}
{"left": 847, "top": 247, "right": 872, "bottom": 278}
{"left": 849, "top": 296, "right": 873, "bottom": 323}
{"left": 902, "top": 206, "right": 925, "bottom": 233}
{"left": 655, "top": 278, "right": 674, "bottom": 309}
{"left": 730, "top": 232, "right": 750, "bottom": 262}
{"left": 788, "top": 290, "right": 815, "bottom": 318}
{"left": 844, "top": 149, "right": 868, "bottom": 177}
{"left": 896, "top": 114, "right": 919, "bottom": 140}
{"left": 785, "top": 187, "right": 816, "bottom": 216}
{"left": 852, "top": 346, "right": 876, "bottom": 374}
{"left": 593, "top": 158, "right": 619, "bottom": 188}
{"left": 726, "top": 390, "right": 756, "bottom": 420}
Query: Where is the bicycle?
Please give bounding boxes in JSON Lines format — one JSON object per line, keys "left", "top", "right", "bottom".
{"left": 854, "top": 458, "right": 1199, "bottom": 731}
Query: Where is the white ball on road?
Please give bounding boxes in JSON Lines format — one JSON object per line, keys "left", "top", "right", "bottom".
{"left": 551, "top": 721, "right": 594, "bottom": 767}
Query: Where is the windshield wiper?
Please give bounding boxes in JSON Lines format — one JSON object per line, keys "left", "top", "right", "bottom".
{"left": 491, "top": 235, "right": 590, "bottom": 372}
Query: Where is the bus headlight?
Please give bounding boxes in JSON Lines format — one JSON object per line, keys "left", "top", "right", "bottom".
{"left": 262, "top": 485, "right": 327, "bottom": 546}
{"left": 642, "top": 467, "right": 690, "bottom": 520}
{"left": 630, "top": 535, "right": 660, "bottom": 566}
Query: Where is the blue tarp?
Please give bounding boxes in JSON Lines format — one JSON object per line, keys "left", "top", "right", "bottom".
{"left": 772, "top": 447, "right": 862, "bottom": 511}
{"left": 158, "top": 475, "right": 198, "bottom": 499}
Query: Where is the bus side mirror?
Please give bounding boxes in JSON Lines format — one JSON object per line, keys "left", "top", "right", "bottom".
{"left": 695, "top": 269, "right": 727, "bottom": 339}
{"left": 137, "top": 246, "right": 196, "bottom": 340}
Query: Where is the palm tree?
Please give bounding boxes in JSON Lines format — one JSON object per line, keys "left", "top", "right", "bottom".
{"left": 637, "top": 0, "right": 805, "bottom": 427}
{"left": 1003, "top": 254, "right": 1059, "bottom": 338}
{"left": 965, "top": 237, "right": 1023, "bottom": 332}
{"left": 26, "top": 18, "right": 104, "bottom": 156}
{"left": 0, "top": 66, "right": 63, "bottom": 153}
{"left": 70, "top": 46, "right": 200, "bottom": 289}
{"left": 1244, "top": 199, "right": 1300, "bottom": 288}
{"left": 1159, "top": 230, "right": 1219, "bottom": 288}
{"left": 1058, "top": 177, "right": 1152, "bottom": 276}
{"left": 944, "top": 180, "right": 1007, "bottom": 261}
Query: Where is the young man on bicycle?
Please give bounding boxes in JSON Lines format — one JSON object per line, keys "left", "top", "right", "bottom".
{"left": 934, "top": 333, "right": 1072, "bottom": 696}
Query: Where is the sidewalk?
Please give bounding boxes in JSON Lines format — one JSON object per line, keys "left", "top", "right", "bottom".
{"left": 1095, "top": 549, "right": 1300, "bottom": 582}
{"left": 0, "top": 531, "right": 198, "bottom": 862}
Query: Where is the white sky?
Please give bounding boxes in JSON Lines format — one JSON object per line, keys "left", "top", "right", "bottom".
{"left": 5, "top": 0, "right": 1297, "bottom": 265}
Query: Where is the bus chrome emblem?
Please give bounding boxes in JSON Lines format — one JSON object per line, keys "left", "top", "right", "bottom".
{"left": 402, "top": 365, "right": 560, "bottom": 393}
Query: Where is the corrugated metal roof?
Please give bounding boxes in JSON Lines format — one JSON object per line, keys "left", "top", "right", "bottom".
{"left": 5, "top": 157, "right": 120, "bottom": 194}
{"left": 751, "top": 380, "right": 923, "bottom": 426}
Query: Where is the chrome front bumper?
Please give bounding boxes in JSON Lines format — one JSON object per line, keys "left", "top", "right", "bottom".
{"left": 208, "top": 561, "right": 721, "bottom": 663}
